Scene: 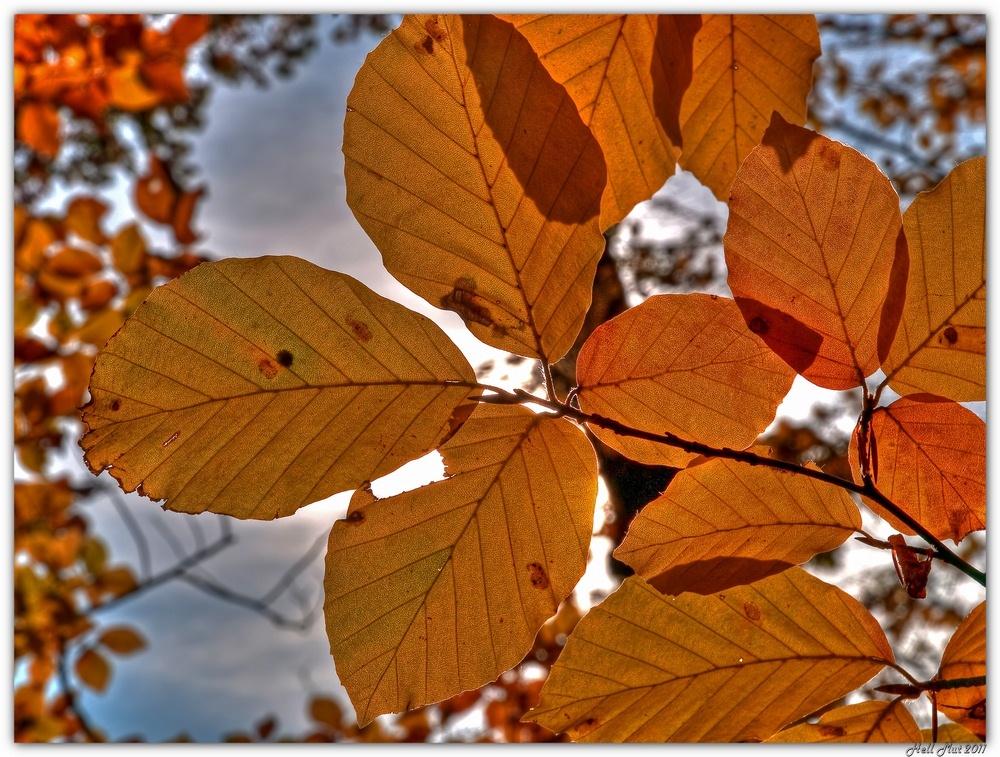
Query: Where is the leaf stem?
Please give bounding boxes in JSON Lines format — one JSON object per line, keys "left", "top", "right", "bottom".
{"left": 470, "top": 384, "right": 986, "bottom": 587}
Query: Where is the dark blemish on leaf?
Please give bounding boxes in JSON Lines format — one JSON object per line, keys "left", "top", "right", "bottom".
{"left": 345, "top": 315, "right": 373, "bottom": 342}
{"left": 527, "top": 562, "right": 549, "bottom": 590}
{"left": 276, "top": 349, "right": 294, "bottom": 367}
{"left": 743, "top": 601, "right": 761, "bottom": 621}
{"left": 970, "top": 700, "right": 986, "bottom": 720}
{"left": 748, "top": 316, "right": 769, "bottom": 335}
{"left": 346, "top": 511, "right": 365, "bottom": 524}
{"left": 258, "top": 357, "right": 279, "bottom": 379}
{"left": 424, "top": 17, "right": 447, "bottom": 43}
{"left": 162, "top": 431, "right": 180, "bottom": 447}
{"left": 709, "top": 294, "right": 718, "bottom": 300}
{"left": 943, "top": 326, "right": 958, "bottom": 344}
{"left": 441, "top": 277, "right": 505, "bottom": 334}
{"left": 818, "top": 725, "right": 846, "bottom": 738}
{"left": 416, "top": 35, "right": 434, "bottom": 54}
{"left": 576, "top": 718, "right": 600, "bottom": 736}
{"left": 498, "top": 617, "right": 503, "bottom": 624}
{"left": 819, "top": 143, "right": 841, "bottom": 171}
{"left": 110, "top": 400, "right": 121, "bottom": 412}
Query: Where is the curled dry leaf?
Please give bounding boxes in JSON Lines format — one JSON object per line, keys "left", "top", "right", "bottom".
{"left": 524, "top": 569, "right": 893, "bottom": 742}
{"left": 934, "top": 601, "right": 985, "bottom": 738}
{"left": 766, "top": 699, "right": 921, "bottom": 743}
{"left": 850, "top": 395, "right": 985, "bottom": 544}
{"left": 725, "top": 114, "right": 905, "bottom": 390}
{"left": 325, "top": 404, "right": 596, "bottom": 725}
{"left": 500, "top": 14, "right": 695, "bottom": 228}
{"left": 882, "top": 156, "right": 985, "bottom": 401}
{"left": 888, "top": 534, "right": 932, "bottom": 600}
{"left": 678, "top": 15, "right": 821, "bottom": 200}
{"left": 615, "top": 455, "right": 861, "bottom": 595}
{"left": 576, "top": 293, "right": 795, "bottom": 467}
{"left": 344, "top": 14, "right": 607, "bottom": 362}
{"left": 80, "top": 256, "right": 476, "bottom": 519}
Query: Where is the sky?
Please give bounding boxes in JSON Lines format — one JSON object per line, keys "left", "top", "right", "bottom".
{"left": 9, "top": 10, "right": 991, "bottom": 745}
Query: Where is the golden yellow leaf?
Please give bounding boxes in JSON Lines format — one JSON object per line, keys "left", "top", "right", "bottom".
{"left": 111, "top": 224, "right": 147, "bottom": 275}
{"left": 850, "top": 395, "right": 985, "bottom": 544}
{"left": 576, "top": 293, "right": 795, "bottom": 467}
{"left": 499, "top": 15, "right": 696, "bottom": 228}
{"left": 64, "top": 196, "right": 108, "bottom": 246}
{"left": 75, "top": 649, "right": 111, "bottom": 693}
{"left": 614, "top": 455, "right": 861, "bottom": 595}
{"left": 679, "top": 15, "right": 820, "bottom": 200}
{"left": 309, "top": 696, "right": 344, "bottom": 730}
{"left": 935, "top": 602, "right": 985, "bottom": 738}
{"left": 921, "top": 723, "right": 983, "bottom": 743}
{"left": 74, "top": 307, "right": 126, "bottom": 348}
{"left": 80, "top": 256, "right": 476, "bottom": 519}
{"left": 325, "top": 404, "right": 596, "bottom": 725}
{"left": 107, "top": 52, "right": 162, "bottom": 111}
{"left": 344, "top": 14, "right": 607, "bottom": 362}
{"left": 98, "top": 627, "right": 147, "bottom": 655}
{"left": 882, "top": 156, "right": 985, "bottom": 401}
{"left": 725, "top": 114, "right": 905, "bottom": 389}
{"left": 525, "top": 570, "right": 893, "bottom": 742}
{"left": 767, "top": 699, "right": 921, "bottom": 743}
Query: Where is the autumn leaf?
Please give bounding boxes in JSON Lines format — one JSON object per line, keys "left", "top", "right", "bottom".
{"left": 614, "top": 455, "right": 861, "bottom": 595}
{"left": 64, "top": 196, "right": 108, "bottom": 246}
{"left": 135, "top": 156, "right": 204, "bottom": 244}
{"left": 850, "top": 395, "right": 985, "bottom": 544}
{"left": 17, "top": 101, "right": 61, "bottom": 158}
{"left": 107, "top": 51, "right": 161, "bottom": 111}
{"left": 325, "top": 404, "right": 596, "bottom": 725}
{"left": 344, "top": 14, "right": 607, "bottom": 362}
{"left": 98, "top": 627, "right": 147, "bottom": 655}
{"left": 111, "top": 223, "right": 148, "bottom": 274}
{"left": 922, "top": 723, "right": 982, "bottom": 743}
{"left": 309, "top": 696, "right": 344, "bottom": 730}
{"left": 525, "top": 569, "right": 892, "bottom": 742}
{"left": 500, "top": 14, "right": 696, "bottom": 228}
{"left": 766, "top": 699, "right": 921, "bottom": 743}
{"left": 576, "top": 293, "right": 795, "bottom": 467}
{"left": 881, "top": 156, "right": 985, "bottom": 401}
{"left": 725, "top": 114, "right": 905, "bottom": 389}
{"left": 80, "top": 256, "right": 477, "bottom": 519}
{"left": 678, "top": 15, "right": 820, "bottom": 200}
{"left": 934, "top": 601, "right": 985, "bottom": 738}
{"left": 75, "top": 649, "right": 111, "bottom": 693}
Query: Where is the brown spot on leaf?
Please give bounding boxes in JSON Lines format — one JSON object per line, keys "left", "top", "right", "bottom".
{"left": 819, "top": 143, "right": 841, "bottom": 171}
{"left": 943, "top": 326, "right": 958, "bottom": 344}
{"left": 817, "top": 725, "right": 846, "bottom": 738}
{"left": 575, "top": 717, "right": 600, "bottom": 736}
{"left": 527, "top": 562, "right": 549, "bottom": 590}
{"left": 416, "top": 35, "right": 434, "bottom": 54}
{"left": 258, "top": 357, "right": 278, "bottom": 379}
{"left": 743, "top": 601, "right": 761, "bottom": 621}
{"left": 110, "top": 399, "right": 121, "bottom": 412}
{"left": 345, "top": 315, "right": 372, "bottom": 342}
{"left": 441, "top": 277, "right": 504, "bottom": 333}
{"left": 276, "top": 349, "right": 293, "bottom": 367}
{"left": 748, "top": 316, "right": 769, "bottom": 335}
{"left": 346, "top": 510, "right": 365, "bottom": 524}
{"left": 969, "top": 699, "right": 986, "bottom": 720}
{"left": 424, "top": 17, "right": 447, "bottom": 44}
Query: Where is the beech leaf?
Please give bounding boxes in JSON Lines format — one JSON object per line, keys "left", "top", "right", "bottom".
{"left": 882, "top": 156, "right": 986, "bottom": 401}
{"left": 921, "top": 723, "right": 983, "bottom": 744}
{"left": 678, "top": 15, "right": 821, "bottom": 200}
{"left": 766, "top": 699, "right": 921, "bottom": 743}
{"left": 850, "top": 395, "right": 985, "bottom": 544}
{"left": 935, "top": 602, "right": 985, "bottom": 738}
{"left": 98, "top": 627, "right": 147, "bottom": 655}
{"left": 576, "top": 293, "right": 795, "bottom": 467}
{"left": 615, "top": 455, "right": 861, "bottom": 595}
{"left": 325, "top": 404, "right": 596, "bottom": 725}
{"left": 500, "top": 14, "right": 695, "bottom": 228}
{"left": 75, "top": 649, "right": 111, "bottom": 694}
{"left": 80, "top": 256, "right": 476, "bottom": 519}
{"left": 725, "top": 114, "right": 905, "bottom": 389}
{"left": 344, "top": 14, "right": 607, "bottom": 362}
{"left": 524, "top": 569, "right": 893, "bottom": 742}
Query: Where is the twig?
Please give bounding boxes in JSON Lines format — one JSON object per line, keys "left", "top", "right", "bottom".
{"left": 107, "top": 489, "right": 152, "bottom": 582}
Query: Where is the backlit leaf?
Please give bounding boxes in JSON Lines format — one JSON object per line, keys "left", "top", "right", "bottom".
{"left": 80, "top": 256, "right": 476, "bottom": 519}
{"left": 525, "top": 569, "right": 892, "bottom": 742}
{"left": 576, "top": 293, "right": 795, "bottom": 467}
{"left": 325, "top": 404, "right": 596, "bottom": 725}
{"left": 766, "top": 699, "right": 920, "bottom": 743}
{"left": 922, "top": 723, "right": 982, "bottom": 743}
{"left": 849, "top": 395, "right": 985, "bottom": 544}
{"left": 75, "top": 649, "right": 111, "bottom": 693}
{"left": 17, "top": 101, "right": 61, "bottom": 158}
{"left": 725, "top": 114, "right": 905, "bottom": 389}
{"left": 678, "top": 15, "right": 820, "bottom": 200}
{"left": 107, "top": 52, "right": 161, "bottom": 111}
{"left": 882, "top": 156, "right": 985, "bottom": 401}
{"left": 499, "top": 14, "right": 696, "bottom": 228}
{"left": 935, "top": 602, "right": 985, "bottom": 738}
{"left": 615, "top": 455, "right": 860, "bottom": 595}
{"left": 344, "top": 14, "right": 607, "bottom": 362}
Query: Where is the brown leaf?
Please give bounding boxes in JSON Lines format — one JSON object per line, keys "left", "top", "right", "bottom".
{"left": 766, "top": 699, "right": 921, "bottom": 743}
{"left": 344, "top": 14, "right": 607, "bottom": 362}
{"left": 98, "top": 627, "right": 147, "bottom": 655}
{"left": 64, "top": 196, "right": 109, "bottom": 246}
{"left": 888, "top": 534, "right": 932, "bottom": 599}
{"left": 75, "top": 649, "right": 111, "bottom": 693}
{"left": 309, "top": 696, "right": 344, "bottom": 730}
{"left": 725, "top": 114, "right": 904, "bottom": 389}
{"left": 111, "top": 223, "right": 147, "bottom": 275}
{"left": 921, "top": 723, "right": 983, "bottom": 743}
{"left": 135, "top": 156, "right": 176, "bottom": 225}
{"left": 935, "top": 602, "right": 985, "bottom": 738}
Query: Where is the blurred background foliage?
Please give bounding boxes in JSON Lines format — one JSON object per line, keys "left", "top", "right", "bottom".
{"left": 12, "top": 13, "right": 985, "bottom": 742}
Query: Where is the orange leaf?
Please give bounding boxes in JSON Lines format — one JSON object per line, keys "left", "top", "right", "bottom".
{"left": 850, "top": 395, "right": 985, "bottom": 544}
{"left": 17, "top": 101, "right": 61, "bottom": 158}
{"left": 74, "top": 649, "right": 111, "bottom": 693}
{"left": 171, "top": 187, "right": 204, "bottom": 245}
{"left": 140, "top": 57, "right": 188, "bottom": 102}
{"left": 344, "top": 14, "right": 607, "bottom": 362}
{"left": 135, "top": 156, "right": 176, "bottom": 225}
{"left": 111, "top": 223, "right": 147, "bottom": 274}
{"left": 309, "top": 696, "right": 344, "bottom": 730}
{"left": 725, "top": 114, "right": 905, "bottom": 389}
{"left": 882, "top": 156, "right": 985, "bottom": 401}
{"left": 678, "top": 15, "right": 820, "bottom": 200}
{"left": 168, "top": 14, "right": 210, "bottom": 49}
{"left": 16, "top": 218, "right": 60, "bottom": 275}
{"left": 935, "top": 602, "right": 985, "bottom": 738}
{"left": 106, "top": 52, "right": 161, "bottom": 111}
{"left": 500, "top": 15, "right": 696, "bottom": 228}
{"left": 64, "top": 196, "right": 109, "bottom": 245}
{"left": 888, "top": 534, "right": 932, "bottom": 599}
{"left": 615, "top": 455, "right": 861, "bottom": 595}
{"left": 80, "top": 279, "right": 118, "bottom": 311}
{"left": 98, "top": 626, "right": 147, "bottom": 655}
{"left": 766, "top": 699, "right": 921, "bottom": 743}
{"left": 576, "top": 293, "right": 795, "bottom": 467}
